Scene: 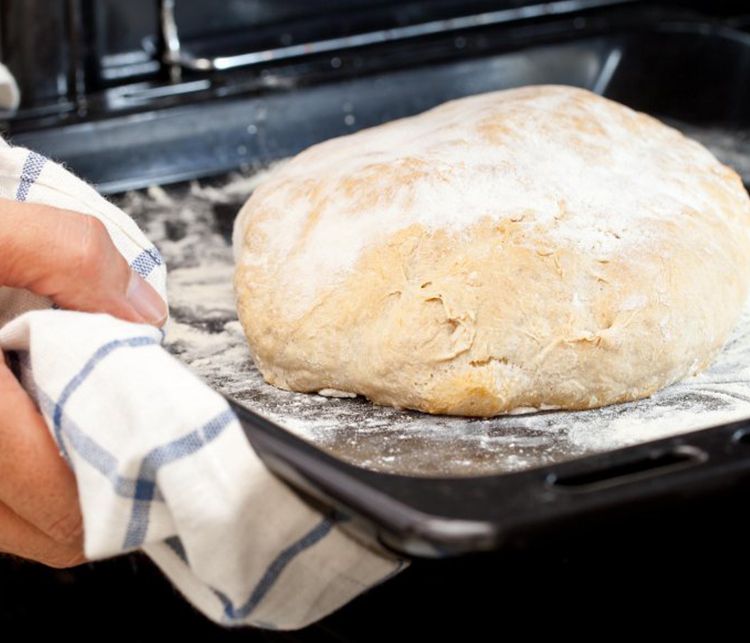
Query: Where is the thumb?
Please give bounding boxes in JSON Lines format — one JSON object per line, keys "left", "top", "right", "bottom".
{"left": 0, "top": 198, "right": 167, "bottom": 327}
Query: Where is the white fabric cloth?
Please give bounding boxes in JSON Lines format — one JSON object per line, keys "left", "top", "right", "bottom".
{"left": 0, "top": 138, "right": 406, "bottom": 629}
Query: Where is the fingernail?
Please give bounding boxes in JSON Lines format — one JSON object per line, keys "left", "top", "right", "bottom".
{"left": 126, "top": 271, "right": 168, "bottom": 326}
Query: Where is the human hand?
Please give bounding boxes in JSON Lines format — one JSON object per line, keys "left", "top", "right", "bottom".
{"left": 0, "top": 197, "right": 167, "bottom": 566}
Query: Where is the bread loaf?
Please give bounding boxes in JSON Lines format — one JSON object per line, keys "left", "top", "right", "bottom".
{"left": 233, "top": 85, "right": 750, "bottom": 416}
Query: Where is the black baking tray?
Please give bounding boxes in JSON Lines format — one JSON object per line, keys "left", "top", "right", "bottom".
{"left": 216, "top": 11, "right": 750, "bottom": 559}
{"left": 228, "top": 399, "right": 750, "bottom": 557}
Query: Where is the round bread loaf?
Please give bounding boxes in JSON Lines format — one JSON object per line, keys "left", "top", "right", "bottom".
{"left": 233, "top": 85, "right": 750, "bottom": 417}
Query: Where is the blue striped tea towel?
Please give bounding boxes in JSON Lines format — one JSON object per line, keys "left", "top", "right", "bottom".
{"left": 0, "top": 138, "right": 406, "bottom": 629}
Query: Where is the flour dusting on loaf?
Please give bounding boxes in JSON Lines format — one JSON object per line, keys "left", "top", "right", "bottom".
{"left": 234, "top": 85, "right": 750, "bottom": 416}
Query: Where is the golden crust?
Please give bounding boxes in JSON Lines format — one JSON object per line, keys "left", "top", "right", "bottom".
{"left": 233, "top": 85, "right": 750, "bottom": 416}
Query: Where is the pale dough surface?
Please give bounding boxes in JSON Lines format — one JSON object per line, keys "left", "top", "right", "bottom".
{"left": 233, "top": 85, "right": 750, "bottom": 417}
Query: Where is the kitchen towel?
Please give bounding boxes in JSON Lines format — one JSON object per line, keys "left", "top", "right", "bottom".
{"left": 0, "top": 137, "right": 407, "bottom": 629}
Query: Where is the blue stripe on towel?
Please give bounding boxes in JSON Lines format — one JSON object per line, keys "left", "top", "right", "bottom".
{"left": 52, "top": 336, "right": 159, "bottom": 459}
{"left": 15, "top": 151, "right": 47, "bottom": 201}
{"left": 24, "top": 366, "right": 236, "bottom": 514}
{"left": 165, "top": 536, "right": 188, "bottom": 562}
{"left": 34, "top": 384, "right": 164, "bottom": 502}
{"left": 217, "top": 517, "right": 335, "bottom": 622}
{"left": 130, "top": 247, "right": 164, "bottom": 279}
{"left": 122, "top": 408, "right": 236, "bottom": 548}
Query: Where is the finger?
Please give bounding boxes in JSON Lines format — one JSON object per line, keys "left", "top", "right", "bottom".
{"left": 0, "top": 499, "right": 85, "bottom": 568}
{"left": 0, "top": 356, "right": 84, "bottom": 550}
{"left": 0, "top": 197, "right": 167, "bottom": 327}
